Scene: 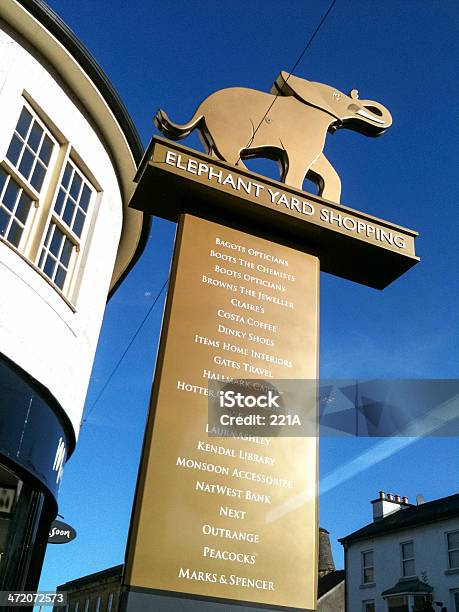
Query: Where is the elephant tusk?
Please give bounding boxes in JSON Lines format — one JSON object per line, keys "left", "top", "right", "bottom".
{"left": 356, "top": 108, "right": 385, "bottom": 124}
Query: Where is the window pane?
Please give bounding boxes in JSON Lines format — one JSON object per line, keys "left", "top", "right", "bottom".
{"left": 448, "top": 531, "right": 459, "bottom": 550}
{"left": 414, "top": 595, "right": 432, "bottom": 608}
{"left": 0, "top": 208, "right": 10, "bottom": 236}
{"left": 0, "top": 465, "right": 29, "bottom": 585}
{"left": 15, "top": 192, "right": 32, "bottom": 224}
{"left": 363, "top": 551, "right": 373, "bottom": 566}
{"left": 450, "top": 549, "right": 459, "bottom": 568}
{"left": 387, "top": 595, "right": 409, "bottom": 612}
{"left": 61, "top": 164, "right": 72, "bottom": 189}
{"left": 54, "top": 266, "right": 67, "bottom": 290}
{"left": 60, "top": 239, "right": 72, "bottom": 267}
{"left": 73, "top": 210, "right": 86, "bottom": 238}
{"left": 69, "top": 173, "right": 82, "bottom": 200}
{"left": 49, "top": 227, "right": 63, "bottom": 257}
{"left": 0, "top": 167, "right": 8, "bottom": 195}
{"left": 16, "top": 107, "right": 33, "bottom": 137}
{"left": 54, "top": 189, "right": 66, "bottom": 215}
{"left": 364, "top": 568, "right": 374, "bottom": 583}
{"left": 43, "top": 255, "right": 56, "bottom": 279}
{"left": 403, "top": 559, "right": 415, "bottom": 576}
{"left": 28, "top": 122, "right": 43, "bottom": 153}
{"left": 18, "top": 148, "right": 34, "bottom": 180}
{"left": 79, "top": 184, "right": 91, "bottom": 212}
{"left": 7, "top": 220, "right": 23, "bottom": 247}
{"left": 402, "top": 542, "right": 413, "bottom": 559}
{"left": 63, "top": 200, "right": 76, "bottom": 226}
{"left": 30, "top": 162, "right": 46, "bottom": 191}
{"left": 6, "top": 134, "right": 22, "bottom": 166}
{"left": 39, "top": 135, "right": 53, "bottom": 165}
{"left": 3, "top": 179, "right": 20, "bottom": 211}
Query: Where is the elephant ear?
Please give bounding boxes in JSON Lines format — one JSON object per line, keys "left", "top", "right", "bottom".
{"left": 271, "top": 71, "right": 341, "bottom": 120}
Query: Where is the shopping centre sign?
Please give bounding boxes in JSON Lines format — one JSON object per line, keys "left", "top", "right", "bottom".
{"left": 122, "top": 73, "right": 419, "bottom": 612}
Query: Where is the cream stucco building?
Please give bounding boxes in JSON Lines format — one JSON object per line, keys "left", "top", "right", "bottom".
{"left": 340, "top": 492, "right": 459, "bottom": 612}
{"left": 0, "top": 0, "right": 148, "bottom": 591}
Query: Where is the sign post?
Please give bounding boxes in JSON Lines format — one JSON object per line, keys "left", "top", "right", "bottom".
{"left": 121, "top": 74, "right": 419, "bottom": 611}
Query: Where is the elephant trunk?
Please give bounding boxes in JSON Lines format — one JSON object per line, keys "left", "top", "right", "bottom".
{"left": 346, "top": 98, "right": 393, "bottom": 136}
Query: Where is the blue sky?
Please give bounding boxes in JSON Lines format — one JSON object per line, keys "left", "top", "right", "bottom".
{"left": 38, "top": 0, "right": 458, "bottom": 592}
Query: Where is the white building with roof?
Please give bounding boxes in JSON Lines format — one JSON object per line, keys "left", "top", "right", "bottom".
{"left": 340, "top": 491, "right": 459, "bottom": 612}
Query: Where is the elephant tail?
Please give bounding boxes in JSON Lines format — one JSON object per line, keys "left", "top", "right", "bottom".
{"left": 154, "top": 109, "right": 203, "bottom": 140}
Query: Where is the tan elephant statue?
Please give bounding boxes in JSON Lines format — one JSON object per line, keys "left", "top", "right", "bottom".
{"left": 154, "top": 71, "right": 392, "bottom": 203}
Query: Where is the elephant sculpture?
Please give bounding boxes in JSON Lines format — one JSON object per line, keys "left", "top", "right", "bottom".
{"left": 154, "top": 71, "right": 392, "bottom": 203}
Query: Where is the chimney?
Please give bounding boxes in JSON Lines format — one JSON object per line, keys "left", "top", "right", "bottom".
{"left": 318, "top": 527, "right": 336, "bottom": 577}
{"left": 371, "top": 491, "right": 412, "bottom": 521}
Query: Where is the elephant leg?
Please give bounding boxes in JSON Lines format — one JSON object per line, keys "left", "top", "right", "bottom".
{"left": 203, "top": 138, "right": 240, "bottom": 164}
{"left": 211, "top": 141, "right": 248, "bottom": 168}
{"left": 283, "top": 159, "right": 307, "bottom": 190}
{"left": 202, "top": 120, "right": 252, "bottom": 168}
{"left": 308, "top": 154, "right": 341, "bottom": 203}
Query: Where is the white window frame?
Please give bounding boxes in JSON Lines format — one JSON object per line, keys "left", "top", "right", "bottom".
{"left": 83, "top": 599, "right": 89, "bottom": 612}
{"left": 400, "top": 540, "right": 415, "bottom": 577}
{"left": 3, "top": 102, "right": 58, "bottom": 192}
{"left": 361, "top": 549, "right": 375, "bottom": 585}
{"left": 107, "top": 592, "right": 113, "bottom": 612}
{"left": 36, "top": 154, "right": 96, "bottom": 297}
{"left": 0, "top": 99, "right": 60, "bottom": 253}
{"left": 447, "top": 529, "right": 459, "bottom": 570}
{"left": 0, "top": 95, "right": 99, "bottom": 303}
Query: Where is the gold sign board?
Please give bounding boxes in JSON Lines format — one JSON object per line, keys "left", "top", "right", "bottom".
{"left": 124, "top": 214, "right": 319, "bottom": 610}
